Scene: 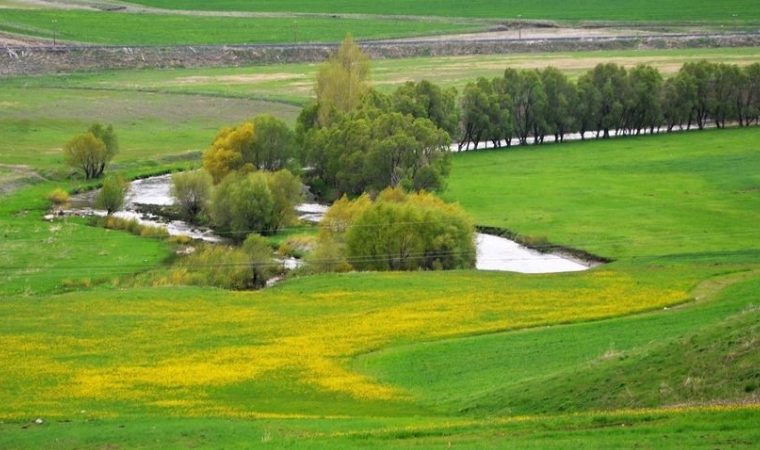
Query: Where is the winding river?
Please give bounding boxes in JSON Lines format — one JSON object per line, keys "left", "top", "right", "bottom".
{"left": 71, "top": 174, "right": 590, "bottom": 274}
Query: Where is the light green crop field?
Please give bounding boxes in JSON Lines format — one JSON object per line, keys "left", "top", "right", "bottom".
{"left": 1, "top": 33, "right": 760, "bottom": 448}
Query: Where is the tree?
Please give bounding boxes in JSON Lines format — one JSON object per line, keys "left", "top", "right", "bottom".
{"left": 504, "top": 69, "right": 548, "bottom": 145}
{"left": 244, "top": 114, "right": 296, "bottom": 172}
{"left": 582, "top": 63, "right": 628, "bottom": 138}
{"left": 203, "top": 117, "right": 297, "bottom": 184}
{"left": 575, "top": 73, "right": 601, "bottom": 140}
{"left": 242, "top": 233, "right": 280, "bottom": 289}
{"left": 679, "top": 60, "right": 714, "bottom": 130}
{"left": 392, "top": 80, "right": 460, "bottom": 140}
{"left": 315, "top": 33, "right": 370, "bottom": 126}
{"left": 662, "top": 74, "right": 695, "bottom": 132}
{"left": 460, "top": 77, "right": 510, "bottom": 150}
{"left": 63, "top": 126, "right": 116, "bottom": 180}
{"left": 364, "top": 112, "right": 451, "bottom": 192}
{"left": 170, "top": 169, "right": 213, "bottom": 223}
{"left": 88, "top": 123, "right": 119, "bottom": 164}
{"left": 742, "top": 63, "right": 760, "bottom": 126}
{"left": 710, "top": 63, "right": 742, "bottom": 129}
{"left": 94, "top": 173, "right": 129, "bottom": 215}
{"left": 338, "top": 187, "right": 475, "bottom": 272}
{"left": 625, "top": 64, "right": 663, "bottom": 135}
{"left": 203, "top": 123, "right": 252, "bottom": 184}
{"left": 267, "top": 169, "right": 304, "bottom": 234}
{"left": 211, "top": 171, "right": 274, "bottom": 242}
{"left": 541, "top": 67, "right": 577, "bottom": 143}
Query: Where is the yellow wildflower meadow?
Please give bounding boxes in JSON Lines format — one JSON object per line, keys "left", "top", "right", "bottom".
{"left": 0, "top": 269, "right": 690, "bottom": 419}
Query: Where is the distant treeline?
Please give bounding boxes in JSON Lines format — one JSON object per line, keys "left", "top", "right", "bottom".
{"left": 458, "top": 60, "right": 760, "bottom": 150}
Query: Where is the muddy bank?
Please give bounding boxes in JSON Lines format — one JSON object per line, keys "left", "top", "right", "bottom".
{"left": 3, "top": 33, "right": 760, "bottom": 77}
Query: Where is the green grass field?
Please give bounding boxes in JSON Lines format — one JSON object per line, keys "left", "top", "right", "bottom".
{"left": 2, "top": 125, "right": 759, "bottom": 447}
{"left": 1, "top": 11, "right": 760, "bottom": 446}
{"left": 443, "top": 128, "right": 760, "bottom": 260}
{"left": 0, "top": 9, "right": 485, "bottom": 45}
{"left": 118, "top": 0, "right": 760, "bottom": 22}
{"left": 2, "top": 0, "right": 759, "bottom": 47}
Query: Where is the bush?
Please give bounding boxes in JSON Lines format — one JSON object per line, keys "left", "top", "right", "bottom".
{"left": 94, "top": 173, "right": 129, "bottom": 215}
{"left": 312, "top": 187, "right": 475, "bottom": 273}
{"left": 47, "top": 188, "right": 70, "bottom": 208}
{"left": 93, "top": 216, "right": 169, "bottom": 239}
{"left": 170, "top": 169, "right": 213, "bottom": 223}
{"left": 170, "top": 240, "right": 281, "bottom": 290}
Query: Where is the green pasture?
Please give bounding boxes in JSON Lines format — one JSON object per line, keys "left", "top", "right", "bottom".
{"left": 0, "top": 86, "right": 301, "bottom": 169}
{"left": 1, "top": 407, "right": 759, "bottom": 449}
{"left": 119, "top": 0, "right": 760, "bottom": 23}
{"left": 0, "top": 9, "right": 484, "bottom": 45}
{"left": 443, "top": 128, "right": 760, "bottom": 260}
{"left": 358, "top": 271, "right": 760, "bottom": 415}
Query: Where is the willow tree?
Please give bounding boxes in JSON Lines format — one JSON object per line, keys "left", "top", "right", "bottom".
{"left": 315, "top": 33, "right": 370, "bottom": 126}
{"left": 62, "top": 123, "right": 118, "bottom": 179}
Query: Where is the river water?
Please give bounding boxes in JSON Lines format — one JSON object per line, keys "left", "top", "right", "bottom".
{"left": 71, "top": 174, "right": 589, "bottom": 274}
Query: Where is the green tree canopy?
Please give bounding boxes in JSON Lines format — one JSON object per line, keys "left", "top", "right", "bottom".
{"left": 346, "top": 188, "right": 475, "bottom": 271}
{"left": 211, "top": 171, "right": 274, "bottom": 242}
{"left": 392, "top": 80, "right": 460, "bottom": 140}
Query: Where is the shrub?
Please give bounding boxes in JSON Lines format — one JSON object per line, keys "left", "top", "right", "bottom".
{"left": 170, "top": 169, "right": 213, "bottom": 223}
{"left": 47, "top": 188, "right": 70, "bottom": 208}
{"left": 94, "top": 173, "right": 129, "bottom": 215}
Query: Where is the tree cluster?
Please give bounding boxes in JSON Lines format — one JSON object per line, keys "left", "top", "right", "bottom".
{"left": 194, "top": 113, "right": 303, "bottom": 242}
{"left": 460, "top": 61, "right": 760, "bottom": 150}
{"left": 300, "top": 107, "right": 452, "bottom": 198}
{"left": 210, "top": 169, "right": 302, "bottom": 242}
{"left": 297, "top": 36, "right": 458, "bottom": 199}
{"left": 306, "top": 187, "right": 475, "bottom": 273}
{"left": 202, "top": 114, "right": 296, "bottom": 184}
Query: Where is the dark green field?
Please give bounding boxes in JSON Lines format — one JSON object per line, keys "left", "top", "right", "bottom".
{"left": 119, "top": 0, "right": 760, "bottom": 22}
{"left": 0, "top": 8, "right": 483, "bottom": 45}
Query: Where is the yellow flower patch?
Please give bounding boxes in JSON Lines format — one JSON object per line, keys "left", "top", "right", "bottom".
{"left": 0, "top": 270, "right": 691, "bottom": 418}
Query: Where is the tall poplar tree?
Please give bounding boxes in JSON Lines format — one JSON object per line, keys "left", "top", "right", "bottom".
{"left": 314, "top": 33, "right": 370, "bottom": 126}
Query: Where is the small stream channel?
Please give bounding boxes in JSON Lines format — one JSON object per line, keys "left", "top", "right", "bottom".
{"left": 70, "top": 174, "right": 590, "bottom": 274}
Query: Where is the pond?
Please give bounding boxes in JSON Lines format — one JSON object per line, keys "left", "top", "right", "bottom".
{"left": 70, "top": 175, "right": 591, "bottom": 274}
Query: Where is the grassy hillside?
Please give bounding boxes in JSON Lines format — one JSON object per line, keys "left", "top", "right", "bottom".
{"left": 357, "top": 271, "right": 760, "bottom": 415}
{"left": 120, "top": 0, "right": 760, "bottom": 22}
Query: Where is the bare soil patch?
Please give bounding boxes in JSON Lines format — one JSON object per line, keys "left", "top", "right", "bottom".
{"left": 0, "top": 163, "right": 44, "bottom": 196}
